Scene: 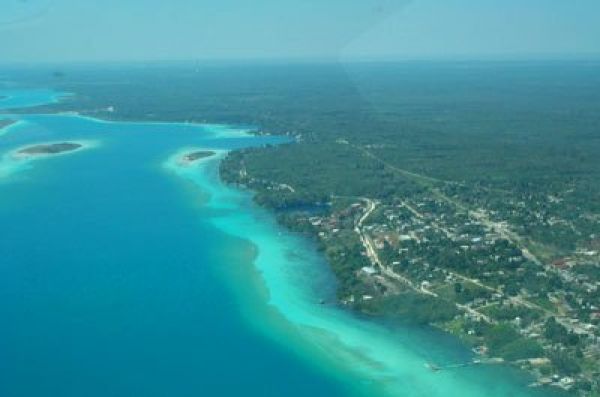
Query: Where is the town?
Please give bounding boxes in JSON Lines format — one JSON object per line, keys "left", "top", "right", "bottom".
{"left": 221, "top": 143, "right": 600, "bottom": 395}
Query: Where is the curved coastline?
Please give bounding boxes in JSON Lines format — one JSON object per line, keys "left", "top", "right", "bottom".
{"left": 1, "top": 87, "right": 564, "bottom": 397}
{"left": 164, "top": 146, "right": 561, "bottom": 397}
{"left": 1, "top": 88, "right": 256, "bottom": 141}
{"left": 49, "top": 113, "right": 256, "bottom": 138}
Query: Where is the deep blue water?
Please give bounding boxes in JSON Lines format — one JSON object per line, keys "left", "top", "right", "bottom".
{"left": 0, "top": 89, "right": 564, "bottom": 397}
{"left": 0, "top": 110, "right": 355, "bottom": 396}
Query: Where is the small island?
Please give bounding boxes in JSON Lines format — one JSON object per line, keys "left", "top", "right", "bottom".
{"left": 183, "top": 150, "right": 216, "bottom": 162}
{"left": 18, "top": 142, "right": 83, "bottom": 156}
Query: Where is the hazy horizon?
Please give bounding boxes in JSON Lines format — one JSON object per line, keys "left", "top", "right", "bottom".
{"left": 1, "top": 0, "right": 600, "bottom": 64}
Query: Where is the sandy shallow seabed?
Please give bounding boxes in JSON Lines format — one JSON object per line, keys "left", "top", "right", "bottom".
{"left": 0, "top": 87, "right": 563, "bottom": 397}
{"left": 163, "top": 147, "right": 561, "bottom": 397}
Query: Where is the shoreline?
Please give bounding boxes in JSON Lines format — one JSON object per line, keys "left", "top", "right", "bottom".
{"left": 19, "top": 109, "right": 259, "bottom": 137}
{"left": 214, "top": 137, "right": 577, "bottom": 395}
{"left": 165, "top": 144, "right": 559, "bottom": 397}
{"left": 219, "top": 171, "right": 573, "bottom": 396}
{"left": 4, "top": 111, "right": 258, "bottom": 141}
{"left": 1, "top": 86, "right": 568, "bottom": 396}
{"left": 9, "top": 101, "right": 563, "bottom": 394}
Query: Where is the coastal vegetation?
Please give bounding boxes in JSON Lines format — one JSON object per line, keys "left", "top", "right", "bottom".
{"left": 17, "top": 61, "right": 600, "bottom": 395}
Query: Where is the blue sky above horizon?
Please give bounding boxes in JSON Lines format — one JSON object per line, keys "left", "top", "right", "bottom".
{"left": 1, "top": 0, "right": 599, "bottom": 63}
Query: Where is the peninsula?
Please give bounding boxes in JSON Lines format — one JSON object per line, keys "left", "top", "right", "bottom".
{"left": 33, "top": 61, "right": 600, "bottom": 395}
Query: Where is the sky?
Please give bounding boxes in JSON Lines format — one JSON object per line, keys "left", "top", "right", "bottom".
{"left": 1, "top": 0, "right": 599, "bottom": 63}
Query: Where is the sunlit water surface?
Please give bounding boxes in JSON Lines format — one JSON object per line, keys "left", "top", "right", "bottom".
{"left": 0, "top": 89, "right": 562, "bottom": 397}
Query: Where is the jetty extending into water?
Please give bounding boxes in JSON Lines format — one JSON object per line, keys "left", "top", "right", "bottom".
{"left": 426, "top": 357, "right": 505, "bottom": 372}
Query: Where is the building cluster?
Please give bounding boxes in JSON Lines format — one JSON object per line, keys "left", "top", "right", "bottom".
{"left": 294, "top": 191, "right": 599, "bottom": 394}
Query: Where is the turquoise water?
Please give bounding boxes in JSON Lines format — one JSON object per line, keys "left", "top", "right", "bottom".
{"left": 0, "top": 88, "right": 68, "bottom": 110}
{"left": 0, "top": 89, "right": 561, "bottom": 397}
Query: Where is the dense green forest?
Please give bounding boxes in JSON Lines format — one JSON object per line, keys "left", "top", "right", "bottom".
{"left": 5, "top": 61, "right": 599, "bottom": 393}
{"left": 14, "top": 61, "right": 599, "bottom": 219}
{"left": 7, "top": 60, "right": 600, "bottom": 276}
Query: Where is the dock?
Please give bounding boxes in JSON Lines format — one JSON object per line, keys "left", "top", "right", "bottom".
{"left": 426, "top": 358, "right": 503, "bottom": 372}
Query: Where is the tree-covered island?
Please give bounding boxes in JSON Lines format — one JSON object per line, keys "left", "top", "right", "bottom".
{"left": 33, "top": 62, "right": 600, "bottom": 395}
{"left": 18, "top": 142, "right": 83, "bottom": 155}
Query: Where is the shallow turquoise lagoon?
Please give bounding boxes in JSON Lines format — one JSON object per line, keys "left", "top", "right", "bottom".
{"left": 0, "top": 90, "right": 562, "bottom": 397}
{"left": 0, "top": 88, "right": 68, "bottom": 110}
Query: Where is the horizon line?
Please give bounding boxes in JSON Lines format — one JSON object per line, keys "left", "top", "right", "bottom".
{"left": 1, "top": 52, "right": 600, "bottom": 69}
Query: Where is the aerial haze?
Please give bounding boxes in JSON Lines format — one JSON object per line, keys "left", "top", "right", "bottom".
{"left": 1, "top": 0, "right": 599, "bottom": 63}
{"left": 1, "top": 1, "right": 599, "bottom": 397}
